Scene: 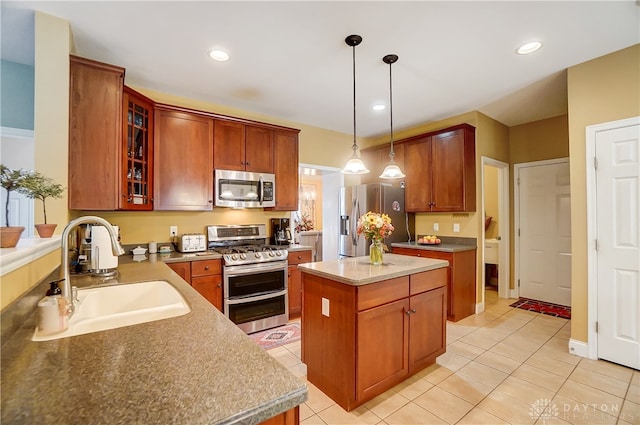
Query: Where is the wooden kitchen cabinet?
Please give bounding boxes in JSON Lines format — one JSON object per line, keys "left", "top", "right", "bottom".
{"left": 404, "top": 124, "right": 476, "bottom": 212}
{"left": 213, "top": 120, "right": 273, "bottom": 173}
{"left": 168, "top": 259, "right": 223, "bottom": 311}
{"left": 287, "top": 249, "right": 313, "bottom": 319}
{"left": 393, "top": 246, "right": 476, "bottom": 322}
{"left": 269, "top": 130, "right": 300, "bottom": 211}
{"left": 69, "top": 55, "right": 124, "bottom": 210}
{"left": 360, "top": 143, "right": 405, "bottom": 185}
{"left": 154, "top": 107, "right": 214, "bottom": 210}
{"left": 302, "top": 267, "right": 447, "bottom": 411}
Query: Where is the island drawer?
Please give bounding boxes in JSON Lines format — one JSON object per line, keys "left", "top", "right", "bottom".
{"left": 288, "top": 250, "right": 312, "bottom": 266}
{"left": 191, "top": 259, "right": 222, "bottom": 277}
{"left": 357, "top": 276, "right": 409, "bottom": 311}
{"left": 410, "top": 268, "right": 448, "bottom": 295}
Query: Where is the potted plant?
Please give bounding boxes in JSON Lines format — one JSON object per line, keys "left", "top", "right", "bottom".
{"left": 18, "top": 171, "right": 64, "bottom": 238}
{"left": 0, "top": 164, "right": 27, "bottom": 247}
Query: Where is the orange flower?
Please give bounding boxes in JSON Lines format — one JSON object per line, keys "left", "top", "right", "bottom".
{"left": 356, "top": 211, "right": 394, "bottom": 242}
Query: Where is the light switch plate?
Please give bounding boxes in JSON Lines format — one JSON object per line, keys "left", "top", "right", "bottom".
{"left": 433, "top": 223, "right": 439, "bottom": 231}
{"left": 322, "top": 297, "right": 330, "bottom": 317}
{"left": 453, "top": 223, "right": 460, "bottom": 233}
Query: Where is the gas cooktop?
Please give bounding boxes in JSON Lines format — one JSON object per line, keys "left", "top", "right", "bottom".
{"left": 206, "top": 224, "right": 288, "bottom": 265}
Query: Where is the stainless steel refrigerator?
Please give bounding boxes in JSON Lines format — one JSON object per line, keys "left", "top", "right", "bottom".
{"left": 339, "top": 183, "right": 415, "bottom": 257}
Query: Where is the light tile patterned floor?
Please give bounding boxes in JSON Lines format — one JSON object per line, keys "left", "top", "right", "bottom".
{"left": 268, "top": 291, "right": 640, "bottom": 425}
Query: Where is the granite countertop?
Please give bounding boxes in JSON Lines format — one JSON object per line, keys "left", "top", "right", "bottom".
{"left": 391, "top": 241, "right": 477, "bottom": 253}
{"left": 298, "top": 254, "right": 449, "bottom": 286}
{"left": 1, "top": 261, "right": 307, "bottom": 424}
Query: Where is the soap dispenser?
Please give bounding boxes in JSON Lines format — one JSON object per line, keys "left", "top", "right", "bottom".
{"left": 46, "top": 280, "right": 62, "bottom": 296}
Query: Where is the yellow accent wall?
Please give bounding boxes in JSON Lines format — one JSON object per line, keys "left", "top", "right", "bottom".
{"left": 0, "top": 250, "right": 60, "bottom": 310}
{"left": 483, "top": 165, "right": 499, "bottom": 239}
{"left": 567, "top": 44, "right": 640, "bottom": 343}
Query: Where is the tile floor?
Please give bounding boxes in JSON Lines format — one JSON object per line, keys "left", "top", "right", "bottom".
{"left": 267, "top": 290, "right": 639, "bottom": 425}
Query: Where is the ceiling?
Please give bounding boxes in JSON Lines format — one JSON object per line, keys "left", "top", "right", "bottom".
{"left": 2, "top": 1, "right": 639, "bottom": 138}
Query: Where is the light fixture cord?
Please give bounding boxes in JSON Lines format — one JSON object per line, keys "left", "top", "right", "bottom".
{"left": 352, "top": 43, "right": 358, "bottom": 154}
{"left": 389, "top": 59, "right": 395, "bottom": 161}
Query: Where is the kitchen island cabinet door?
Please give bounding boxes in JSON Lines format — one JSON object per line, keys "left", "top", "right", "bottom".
{"left": 409, "top": 286, "right": 447, "bottom": 373}
{"left": 154, "top": 108, "right": 214, "bottom": 210}
{"left": 269, "top": 130, "right": 299, "bottom": 211}
{"left": 356, "top": 298, "right": 409, "bottom": 402}
{"left": 69, "top": 55, "right": 124, "bottom": 210}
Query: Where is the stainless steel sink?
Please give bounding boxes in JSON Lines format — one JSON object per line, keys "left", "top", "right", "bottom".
{"left": 32, "top": 280, "right": 190, "bottom": 341}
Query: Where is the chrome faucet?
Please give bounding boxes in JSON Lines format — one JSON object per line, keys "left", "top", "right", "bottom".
{"left": 60, "top": 216, "right": 125, "bottom": 313}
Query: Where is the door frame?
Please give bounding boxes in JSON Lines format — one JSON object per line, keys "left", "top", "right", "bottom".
{"left": 514, "top": 157, "right": 570, "bottom": 300}
{"left": 583, "top": 116, "right": 640, "bottom": 360}
{"left": 480, "top": 157, "right": 510, "bottom": 305}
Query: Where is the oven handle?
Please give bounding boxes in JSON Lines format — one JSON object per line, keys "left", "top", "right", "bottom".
{"left": 226, "top": 289, "right": 287, "bottom": 305}
{"left": 224, "top": 261, "right": 287, "bottom": 276}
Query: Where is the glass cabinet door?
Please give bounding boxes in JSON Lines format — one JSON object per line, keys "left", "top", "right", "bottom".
{"left": 122, "top": 87, "right": 154, "bottom": 210}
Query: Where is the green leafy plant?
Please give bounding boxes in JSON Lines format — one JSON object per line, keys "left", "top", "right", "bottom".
{"left": 0, "top": 164, "right": 29, "bottom": 227}
{"left": 18, "top": 171, "right": 64, "bottom": 225}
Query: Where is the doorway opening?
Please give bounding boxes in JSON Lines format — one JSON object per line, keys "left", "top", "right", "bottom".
{"left": 481, "top": 157, "right": 510, "bottom": 310}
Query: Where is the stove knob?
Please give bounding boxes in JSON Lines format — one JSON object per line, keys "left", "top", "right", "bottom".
{"left": 275, "top": 251, "right": 283, "bottom": 257}
{"left": 240, "top": 253, "right": 247, "bottom": 260}
{"left": 231, "top": 254, "right": 238, "bottom": 261}
{"left": 268, "top": 251, "right": 275, "bottom": 257}
{"left": 254, "top": 252, "right": 261, "bottom": 259}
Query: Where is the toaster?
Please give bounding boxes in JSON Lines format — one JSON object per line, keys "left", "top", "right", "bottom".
{"left": 176, "top": 234, "right": 207, "bottom": 253}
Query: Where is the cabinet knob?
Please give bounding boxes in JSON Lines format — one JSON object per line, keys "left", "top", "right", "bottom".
{"left": 204, "top": 266, "right": 209, "bottom": 271}
{"left": 297, "top": 255, "right": 302, "bottom": 260}
{"left": 208, "top": 200, "right": 213, "bottom": 203}
{"left": 217, "top": 283, "right": 221, "bottom": 288}
{"left": 417, "top": 254, "right": 421, "bottom": 257}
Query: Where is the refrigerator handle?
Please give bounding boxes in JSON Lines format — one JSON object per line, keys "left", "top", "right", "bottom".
{"left": 351, "top": 198, "right": 358, "bottom": 246}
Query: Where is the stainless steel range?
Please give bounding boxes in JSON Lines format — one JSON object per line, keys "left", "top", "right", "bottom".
{"left": 207, "top": 224, "right": 288, "bottom": 334}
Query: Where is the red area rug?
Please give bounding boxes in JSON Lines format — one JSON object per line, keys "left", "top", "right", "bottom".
{"left": 248, "top": 323, "right": 301, "bottom": 350}
{"left": 510, "top": 298, "right": 571, "bottom": 320}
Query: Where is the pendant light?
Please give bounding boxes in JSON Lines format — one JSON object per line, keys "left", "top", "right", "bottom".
{"left": 341, "top": 34, "right": 369, "bottom": 175}
{"left": 379, "top": 54, "right": 406, "bottom": 179}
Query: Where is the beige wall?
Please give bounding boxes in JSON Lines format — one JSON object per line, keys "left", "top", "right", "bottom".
{"left": 567, "top": 44, "right": 640, "bottom": 343}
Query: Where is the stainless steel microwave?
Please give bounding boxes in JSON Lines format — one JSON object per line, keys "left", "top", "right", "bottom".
{"left": 214, "top": 169, "right": 276, "bottom": 208}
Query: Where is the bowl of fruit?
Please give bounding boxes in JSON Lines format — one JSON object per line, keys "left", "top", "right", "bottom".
{"left": 418, "top": 235, "right": 441, "bottom": 245}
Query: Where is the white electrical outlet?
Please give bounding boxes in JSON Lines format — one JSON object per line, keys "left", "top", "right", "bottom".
{"left": 433, "top": 223, "right": 439, "bottom": 231}
{"left": 170, "top": 226, "right": 178, "bottom": 237}
{"left": 453, "top": 223, "right": 460, "bottom": 233}
{"left": 322, "top": 297, "right": 330, "bottom": 317}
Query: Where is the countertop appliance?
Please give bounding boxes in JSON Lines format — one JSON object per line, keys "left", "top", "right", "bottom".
{"left": 270, "top": 218, "right": 292, "bottom": 246}
{"left": 339, "top": 183, "right": 415, "bottom": 258}
{"left": 207, "top": 224, "right": 288, "bottom": 333}
{"left": 176, "top": 233, "right": 207, "bottom": 253}
{"left": 214, "top": 169, "right": 275, "bottom": 208}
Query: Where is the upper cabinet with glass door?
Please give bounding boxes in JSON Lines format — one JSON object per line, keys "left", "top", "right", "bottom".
{"left": 122, "top": 87, "right": 154, "bottom": 210}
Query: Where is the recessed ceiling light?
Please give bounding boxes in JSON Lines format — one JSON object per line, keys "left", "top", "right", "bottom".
{"left": 517, "top": 41, "right": 542, "bottom": 55}
{"left": 372, "top": 103, "right": 385, "bottom": 111}
{"left": 208, "top": 49, "right": 230, "bottom": 61}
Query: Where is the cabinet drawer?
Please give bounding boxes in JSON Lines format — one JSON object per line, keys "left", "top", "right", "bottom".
{"left": 288, "top": 250, "right": 312, "bottom": 266}
{"left": 191, "top": 259, "right": 222, "bottom": 277}
{"left": 357, "top": 277, "right": 409, "bottom": 311}
{"left": 410, "top": 268, "right": 448, "bottom": 296}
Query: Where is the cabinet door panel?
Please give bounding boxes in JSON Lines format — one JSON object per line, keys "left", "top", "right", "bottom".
{"left": 154, "top": 109, "right": 214, "bottom": 210}
{"left": 409, "top": 287, "right": 446, "bottom": 373}
{"left": 404, "top": 137, "right": 432, "bottom": 212}
{"left": 191, "top": 259, "right": 222, "bottom": 277}
{"left": 69, "top": 56, "right": 124, "bottom": 210}
{"left": 214, "top": 120, "right": 246, "bottom": 171}
{"left": 357, "top": 299, "right": 409, "bottom": 401}
{"left": 245, "top": 126, "right": 274, "bottom": 173}
{"left": 167, "top": 261, "right": 191, "bottom": 282}
{"left": 431, "top": 131, "right": 466, "bottom": 211}
{"left": 192, "top": 275, "right": 223, "bottom": 311}
{"left": 271, "top": 131, "right": 299, "bottom": 211}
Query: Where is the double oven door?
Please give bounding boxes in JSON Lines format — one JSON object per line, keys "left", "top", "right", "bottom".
{"left": 223, "top": 260, "right": 288, "bottom": 333}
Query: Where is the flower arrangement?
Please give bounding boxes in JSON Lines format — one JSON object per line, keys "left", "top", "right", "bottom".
{"left": 294, "top": 213, "right": 314, "bottom": 232}
{"left": 356, "top": 211, "right": 394, "bottom": 242}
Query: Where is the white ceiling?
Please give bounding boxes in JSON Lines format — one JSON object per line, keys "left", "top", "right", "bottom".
{"left": 2, "top": 1, "right": 639, "bottom": 138}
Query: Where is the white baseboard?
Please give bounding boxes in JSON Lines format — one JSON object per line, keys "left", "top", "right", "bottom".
{"left": 569, "top": 339, "right": 589, "bottom": 359}
{"left": 509, "top": 289, "right": 518, "bottom": 299}
{"left": 475, "top": 302, "right": 485, "bottom": 314}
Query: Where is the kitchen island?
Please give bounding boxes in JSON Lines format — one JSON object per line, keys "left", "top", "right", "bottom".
{"left": 1, "top": 261, "right": 307, "bottom": 424}
{"left": 298, "top": 254, "right": 449, "bottom": 411}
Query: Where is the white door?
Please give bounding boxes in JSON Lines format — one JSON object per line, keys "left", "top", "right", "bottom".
{"left": 595, "top": 124, "right": 640, "bottom": 369}
{"left": 518, "top": 160, "right": 572, "bottom": 306}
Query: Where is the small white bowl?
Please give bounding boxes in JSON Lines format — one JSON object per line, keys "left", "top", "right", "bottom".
{"left": 132, "top": 246, "right": 147, "bottom": 255}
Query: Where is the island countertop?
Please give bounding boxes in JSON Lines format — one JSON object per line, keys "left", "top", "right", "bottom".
{"left": 298, "top": 254, "right": 449, "bottom": 286}
{"left": 1, "top": 261, "right": 307, "bottom": 424}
